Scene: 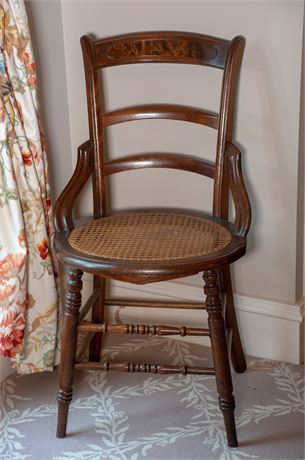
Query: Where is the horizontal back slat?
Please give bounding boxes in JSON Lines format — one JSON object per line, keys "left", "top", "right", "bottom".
{"left": 102, "top": 104, "right": 219, "bottom": 129}
{"left": 105, "top": 153, "right": 215, "bottom": 178}
{"left": 93, "top": 31, "right": 230, "bottom": 69}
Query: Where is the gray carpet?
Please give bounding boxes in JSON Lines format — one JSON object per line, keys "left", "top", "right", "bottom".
{"left": 1, "top": 335, "right": 304, "bottom": 460}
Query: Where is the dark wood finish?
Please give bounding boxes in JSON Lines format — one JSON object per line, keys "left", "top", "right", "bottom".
{"left": 54, "top": 141, "right": 93, "bottom": 232}
{"left": 81, "top": 37, "right": 106, "bottom": 218}
{"left": 225, "top": 323, "right": 233, "bottom": 357}
{"left": 56, "top": 268, "right": 83, "bottom": 438}
{"left": 105, "top": 298, "right": 206, "bottom": 309}
{"left": 54, "top": 31, "right": 251, "bottom": 447}
{"left": 93, "top": 31, "right": 230, "bottom": 69}
{"left": 102, "top": 104, "right": 219, "bottom": 129}
{"left": 105, "top": 153, "right": 215, "bottom": 178}
{"left": 214, "top": 36, "right": 245, "bottom": 221}
{"left": 54, "top": 219, "right": 246, "bottom": 284}
{"left": 221, "top": 265, "right": 247, "bottom": 373}
{"left": 75, "top": 361, "right": 215, "bottom": 375}
{"left": 79, "top": 287, "right": 101, "bottom": 322}
{"left": 78, "top": 322, "right": 210, "bottom": 337}
{"left": 227, "top": 142, "right": 251, "bottom": 237}
{"left": 89, "top": 276, "right": 106, "bottom": 361}
{"left": 203, "top": 269, "right": 237, "bottom": 447}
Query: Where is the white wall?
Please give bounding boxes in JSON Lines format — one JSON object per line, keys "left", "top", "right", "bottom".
{"left": 26, "top": 0, "right": 72, "bottom": 198}
{"left": 9, "top": 0, "right": 302, "bottom": 369}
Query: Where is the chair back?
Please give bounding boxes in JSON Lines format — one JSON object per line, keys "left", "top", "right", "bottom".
{"left": 81, "top": 31, "right": 245, "bottom": 220}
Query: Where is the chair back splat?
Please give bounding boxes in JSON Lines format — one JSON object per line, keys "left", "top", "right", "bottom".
{"left": 54, "top": 31, "right": 252, "bottom": 449}
{"left": 80, "top": 31, "right": 245, "bottom": 220}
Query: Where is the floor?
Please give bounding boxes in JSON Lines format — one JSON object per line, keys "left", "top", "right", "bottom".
{"left": 1, "top": 335, "right": 304, "bottom": 460}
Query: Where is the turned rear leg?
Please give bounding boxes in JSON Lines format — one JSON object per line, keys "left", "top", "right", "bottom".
{"left": 221, "top": 265, "right": 247, "bottom": 373}
{"left": 89, "top": 276, "right": 106, "bottom": 362}
{"left": 203, "top": 269, "right": 238, "bottom": 448}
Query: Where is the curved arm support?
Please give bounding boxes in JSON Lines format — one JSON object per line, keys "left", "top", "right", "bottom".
{"left": 226, "top": 142, "right": 251, "bottom": 237}
{"left": 54, "top": 140, "right": 93, "bottom": 232}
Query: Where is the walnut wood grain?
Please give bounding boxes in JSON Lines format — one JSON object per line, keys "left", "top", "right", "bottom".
{"left": 55, "top": 31, "right": 251, "bottom": 448}
{"left": 105, "top": 298, "right": 206, "bottom": 309}
{"left": 105, "top": 153, "right": 215, "bottom": 178}
{"left": 221, "top": 265, "right": 247, "bottom": 373}
{"left": 226, "top": 142, "right": 251, "bottom": 237}
{"left": 56, "top": 268, "right": 83, "bottom": 438}
{"left": 203, "top": 269, "right": 237, "bottom": 447}
{"left": 102, "top": 104, "right": 219, "bottom": 129}
{"left": 214, "top": 36, "right": 245, "bottom": 220}
{"left": 89, "top": 276, "right": 106, "bottom": 362}
{"left": 79, "top": 287, "right": 101, "bottom": 322}
{"left": 78, "top": 322, "right": 210, "bottom": 337}
{"left": 91, "top": 31, "right": 230, "bottom": 69}
{"left": 54, "top": 223, "right": 246, "bottom": 284}
{"left": 81, "top": 36, "right": 106, "bottom": 218}
{"left": 75, "top": 361, "right": 215, "bottom": 375}
{"left": 54, "top": 140, "right": 93, "bottom": 232}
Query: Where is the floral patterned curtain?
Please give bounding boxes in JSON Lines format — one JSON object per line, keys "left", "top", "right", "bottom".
{"left": 0, "top": 0, "right": 58, "bottom": 374}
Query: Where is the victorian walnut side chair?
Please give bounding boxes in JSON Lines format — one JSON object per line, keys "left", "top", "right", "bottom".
{"left": 54, "top": 31, "right": 251, "bottom": 448}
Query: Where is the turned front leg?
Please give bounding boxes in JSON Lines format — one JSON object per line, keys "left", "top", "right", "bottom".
{"left": 203, "top": 269, "right": 238, "bottom": 448}
{"left": 56, "top": 267, "right": 83, "bottom": 438}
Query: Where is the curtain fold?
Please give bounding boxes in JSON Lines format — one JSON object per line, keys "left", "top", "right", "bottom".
{"left": 0, "top": 0, "right": 58, "bottom": 374}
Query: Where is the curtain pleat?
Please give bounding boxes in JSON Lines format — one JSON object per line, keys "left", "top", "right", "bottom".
{"left": 0, "top": 0, "right": 58, "bottom": 374}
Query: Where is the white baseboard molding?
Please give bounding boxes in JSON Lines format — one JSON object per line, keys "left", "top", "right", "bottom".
{"left": 82, "top": 275, "right": 304, "bottom": 365}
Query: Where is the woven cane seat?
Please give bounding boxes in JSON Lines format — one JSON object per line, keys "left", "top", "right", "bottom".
{"left": 68, "top": 213, "right": 232, "bottom": 261}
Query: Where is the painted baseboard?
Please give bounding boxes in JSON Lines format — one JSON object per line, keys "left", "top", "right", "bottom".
{"left": 82, "top": 275, "right": 304, "bottom": 365}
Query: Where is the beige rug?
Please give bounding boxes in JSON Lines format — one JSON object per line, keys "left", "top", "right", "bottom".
{"left": 1, "top": 335, "right": 304, "bottom": 460}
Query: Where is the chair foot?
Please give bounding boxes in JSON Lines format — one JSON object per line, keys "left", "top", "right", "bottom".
{"left": 203, "top": 270, "right": 238, "bottom": 448}
{"left": 231, "top": 342, "right": 247, "bottom": 374}
{"left": 221, "top": 266, "right": 247, "bottom": 373}
{"left": 220, "top": 397, "right": 238, "bottom": 447}
{"left": 56, "top": 392, "right": 72, "bottom": 438}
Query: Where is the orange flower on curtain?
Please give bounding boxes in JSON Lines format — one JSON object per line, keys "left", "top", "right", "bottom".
{"left": 0, "top": 0, "right": 58, "bottom": 373}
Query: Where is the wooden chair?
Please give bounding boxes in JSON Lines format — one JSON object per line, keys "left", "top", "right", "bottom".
{"left": 54, "top": 31, "right": 251, "bottom": 448}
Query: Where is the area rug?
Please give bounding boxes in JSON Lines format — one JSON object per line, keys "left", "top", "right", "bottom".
{"left": 1, "top": 335, "right": 304, "bottom": 459}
